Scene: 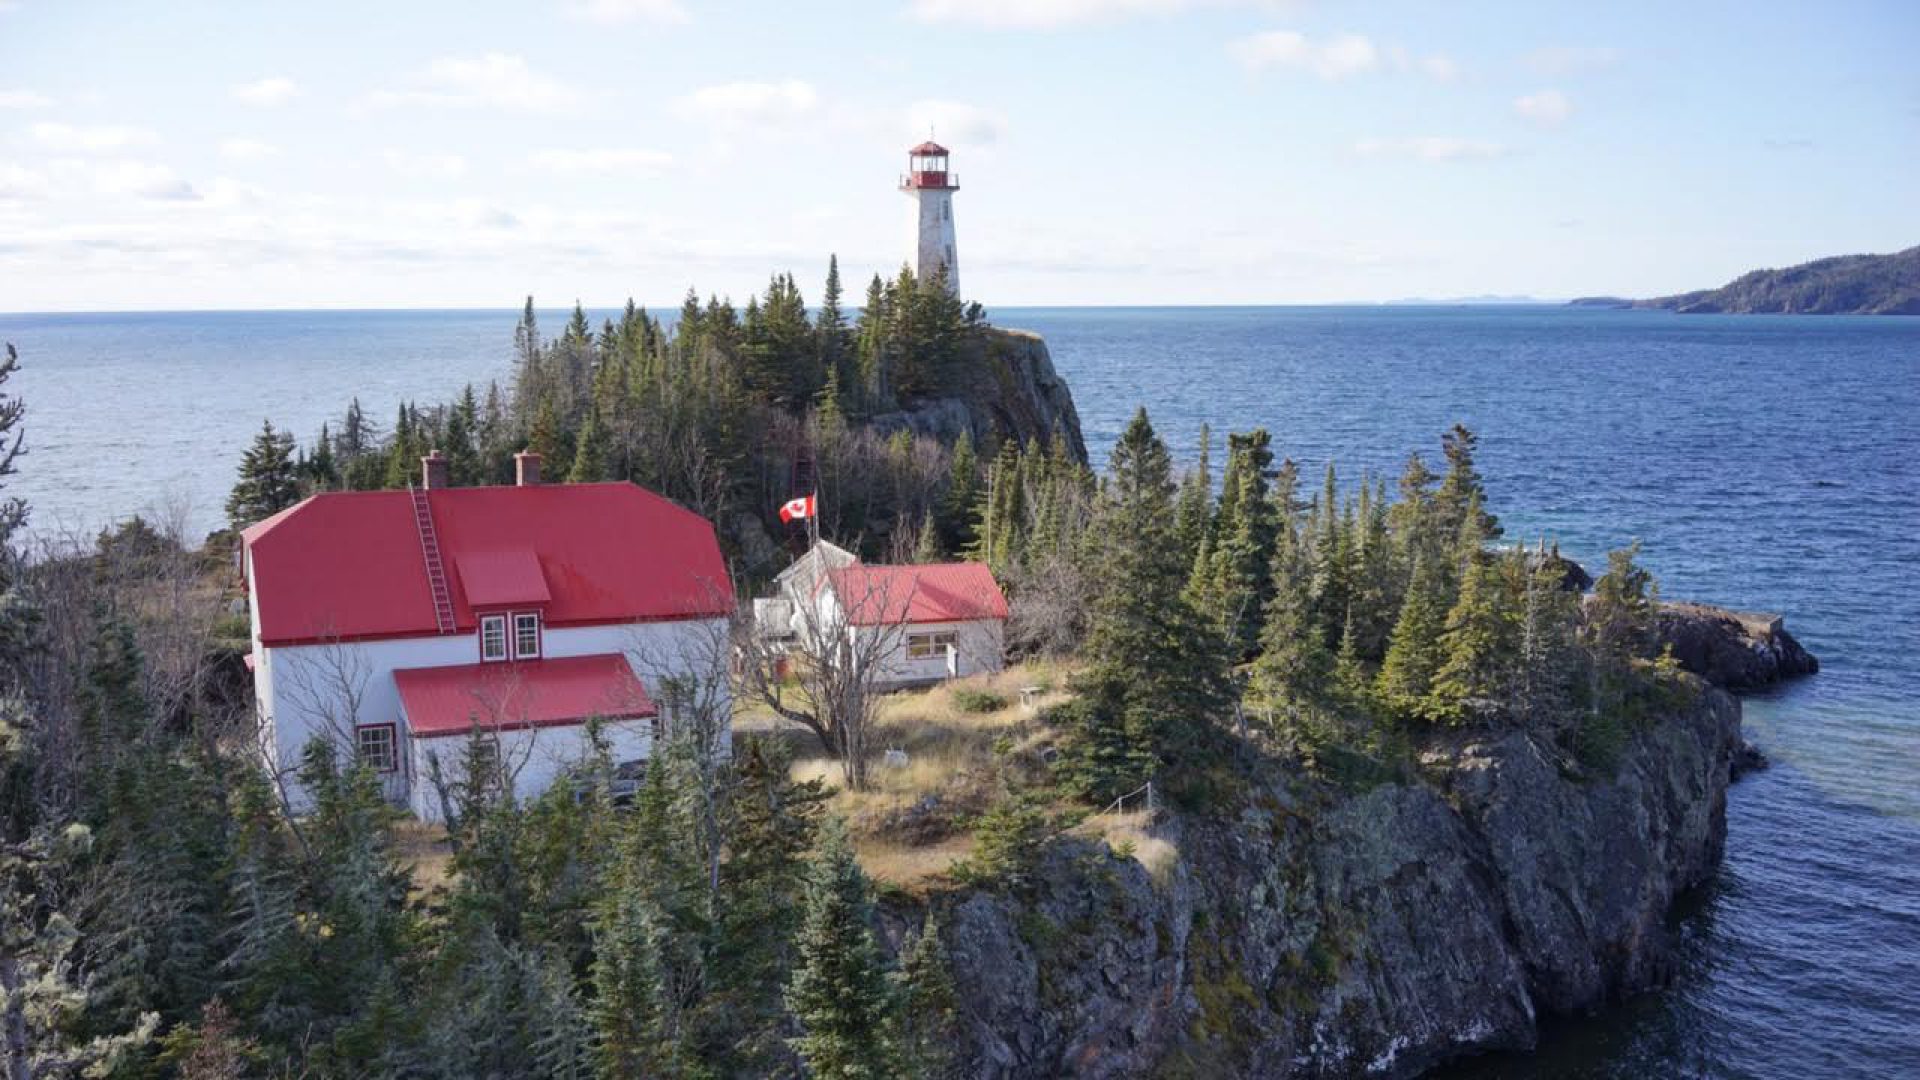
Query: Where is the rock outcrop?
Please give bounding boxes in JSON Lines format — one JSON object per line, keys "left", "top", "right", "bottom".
{"left": 866, "top": 326, "right": 1087, "bottom": 463}
{"left": 1656, "top": 602, "right": 1819, "bottom": 690}
{"left": 927, "top": 686, "right": 1743, "bottom": 1078}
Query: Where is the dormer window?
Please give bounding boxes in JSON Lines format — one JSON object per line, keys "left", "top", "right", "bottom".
{"left": 480, "top": 615, "right": 508, "bottom": 662}
{"left": 513, "top": 613, "right": 541, "bottom": 659}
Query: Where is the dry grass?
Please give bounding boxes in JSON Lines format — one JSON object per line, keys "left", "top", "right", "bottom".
{"left": 1073, "top": 809, "right": 1180, "bottom": 888}
{"left": 393, "top": 819, "right": 455, "bottom": 898}
{"left": 774, "top": 661, "right": 1078, "bottom": 889}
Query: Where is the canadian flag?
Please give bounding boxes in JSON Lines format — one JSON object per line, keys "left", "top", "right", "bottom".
{"left": 778, "top": 494, "right": 817, "bottom": 523}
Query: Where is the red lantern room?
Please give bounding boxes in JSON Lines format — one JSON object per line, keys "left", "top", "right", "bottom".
{"left": 901, "top": 140, "right": 959, "bottom": 191}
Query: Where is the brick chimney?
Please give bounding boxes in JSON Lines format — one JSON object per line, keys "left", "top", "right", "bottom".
{"left": 515, "top": 450, "right": 543, "bottom": 486}
{"left": 421, "top": 449, "right": 449, "bottom": 490}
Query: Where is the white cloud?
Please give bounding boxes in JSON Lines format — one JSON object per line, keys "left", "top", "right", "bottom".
{"left": 1523, "top": 45, "right": 1618, "bottom": 77}
{"left": 904, "top": 100, "right": 1008, "bottom": 146}
{"left": 1231, "top": 31, "right": 1379, "bottom": 79}
{"left": 233, "top": 76, "right": 299, "bottom": 106}
{"left": 29, "top": 122, "right": 159, "bottom": 153}
{"left": 672, "top": 79, "right": 818, "bottom": 130}
{"left": 367, "top": 54, "right": 581, "bottom": 112}
{"left": 219, "top": 137, "right": 279, "bottom": 161}
{"left": 1232, "top": 32, "right": 1459, "bottom": 82}
{"left": 1513, "top": 89, "right": 1572, "bottom": 126}
{"left": 383, "top": 150, "right": 469, "bottom": 180}
{"left": 909, "top": 0, "right": 1277, "bottom": 29}
{"left": 1353, "top": 136, "right": 1506, "bottom": 162}
{"left": 530, "top": 148, "right": 674, "bottom": 176}
{"left": 90, "top": 160, "right": 199, "bottom": 200}
{"left": 0, "top": 163, "right": 49, "bottom": 200}
{"left": 565, "top": 0, "right": 690, "bottom": 23}
{"left": 0, "top": 89, "right": 53, "bottom": 109}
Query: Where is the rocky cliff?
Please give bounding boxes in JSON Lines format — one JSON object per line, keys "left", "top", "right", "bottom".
{"left": 1656, "top": 602, "right": 1819, "bottom": 690}
{"left": 867, "top": 326, "right": 1088, "bottom": 463}
{"left": 922, "top": 685, "right": 1744, "bottom": 1078}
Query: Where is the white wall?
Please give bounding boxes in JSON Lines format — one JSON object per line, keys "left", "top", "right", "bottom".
{"left": 869, "top": 618, "right": 1004, "bottom": 685}
{"left": 255, "top": 615, "right": 730, "bottom": 817}
{"left": 910, "top": 188, "right": 959, "bottom": 296}
{"left": 405, "top": 716, "right": 655, "bottom": 824}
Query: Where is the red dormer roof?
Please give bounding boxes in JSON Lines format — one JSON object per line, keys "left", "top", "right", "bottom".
{"left": 824, "top": 562, "right": 1008, "bottom": 626}
{"left": 242, "top": 482, "right": 732, "bottom": 647}
{"left": 909, "top": 140, "right": 949, "bottom": 156}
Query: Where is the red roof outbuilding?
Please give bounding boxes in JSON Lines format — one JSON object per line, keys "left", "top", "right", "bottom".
{"left": 242, "top": 482, "right": 732, "bottom": 647}
{"left": 394, "top": 653, "right": 657, "bottom": 737}
{"left": 824, "top": 562, "right": 1009, "bottom": 626}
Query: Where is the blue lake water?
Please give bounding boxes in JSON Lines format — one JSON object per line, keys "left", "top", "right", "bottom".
{"left": 2, "top": 304, "right": 1916, "bottom": 1076}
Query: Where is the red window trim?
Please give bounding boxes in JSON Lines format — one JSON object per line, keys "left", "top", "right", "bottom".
{"left": 355, "top": 721, "right": 400, "bottom": 774}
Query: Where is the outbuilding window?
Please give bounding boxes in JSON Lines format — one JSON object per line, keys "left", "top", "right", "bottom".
{"left": 906, "top": 631, "right": 956, "bottom": 660}
{"left": 480, "top": 615, "right": 508, "bottom": 662}
{"left": 514, "top": 613, "right": 541, "bottom": 659}
{"left": 356, "top": 723, "right": 398, "bottom": 773}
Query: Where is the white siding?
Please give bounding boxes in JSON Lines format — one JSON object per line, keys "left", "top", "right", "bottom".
{"left": 404, "top": 717, "right": 655, "bottom": 824}
{"left": 870, "top": 618, "right": 1004, "bottom": 685}
{"left": 255, "top": 616, "right": 730, "bottom": 817}
{"left": 908, "top": 188, "right": 959, "bottom": 296}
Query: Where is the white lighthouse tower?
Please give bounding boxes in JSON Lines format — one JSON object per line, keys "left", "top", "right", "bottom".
{"left": 901, "top": 140, "right": 960, "bottom": 297}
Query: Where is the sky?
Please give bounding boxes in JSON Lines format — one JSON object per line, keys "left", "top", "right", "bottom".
{"left": 0, "top": 0, "right": 1915, "bottom": 311}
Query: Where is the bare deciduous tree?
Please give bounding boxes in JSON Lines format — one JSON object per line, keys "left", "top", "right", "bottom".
{"left": 739, "top": 570, "right": 916, "bottom": 791}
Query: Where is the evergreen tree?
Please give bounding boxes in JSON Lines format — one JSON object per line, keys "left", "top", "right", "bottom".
{"left": 892, "top": 912, "right": 959, "bottom": 1079}
{"left": 226, "top": 420, "right": 299, "bottom": 528}
{"left": 1061, "top": 409, "right": 1230, "bottom": 799}
{"left": 785, "top": 821, "right": 899, "bottom": 1080}
{"left": 1426, "top": 547, "right": 1521, "bottom": 724}
{"left": 1200, "top": 428, "right": 1278, "bottom": 657}
{"left": 566, "top": 404, "right": 607, "bottom": 484}
{"left": 446, "top": 385, "right": 482, "bottom": 486}
{"left": 1171, "top": 424, "right": 1213, "bottom": 575}
{"left": 1375, "top": 553, "right": 1449, "bottom": 716}
{"left": 938, "top": 429, "right": 980, "bottom": 553}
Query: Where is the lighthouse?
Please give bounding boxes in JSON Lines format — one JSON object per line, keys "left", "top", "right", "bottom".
{"left": 900, "top": 140, "right": 960, "bottom": 297}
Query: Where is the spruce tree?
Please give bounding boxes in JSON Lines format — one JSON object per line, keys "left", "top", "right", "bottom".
{"left": 892, "top": 912, "right": 959, "bottom": 1079}
{"left": 939, "top": 428, "right": 980, "bottom": 553}
{"left": 226, "top": 419, "right": 300, "bottom": 528}
{"left": 784, "top": 821, "right": 899, "bottom": 1080}
{"left": 1375, "top": 553, "right": 1449, "bottom": 717}
{"left": 1427, "top": 548, "right": 1521, "bottom": 724}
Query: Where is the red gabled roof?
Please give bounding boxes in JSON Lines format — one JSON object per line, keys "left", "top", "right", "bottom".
{"left": 242, "top": 482, "right": 731, "bottom": 646}
{"left": 909, "top": 140, "right": 949, "bottom": 156}
{"left": 394, "top": 653, "right": 656, "bottom": 737}
{"left": 825, "top": 562, "right": 1008, "bottom": 626}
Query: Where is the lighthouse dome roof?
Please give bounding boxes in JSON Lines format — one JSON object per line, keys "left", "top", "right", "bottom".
{"left": 909, "top": 140, "right": 949, "bottom": 156}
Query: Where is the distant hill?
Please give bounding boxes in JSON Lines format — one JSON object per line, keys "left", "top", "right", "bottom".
{"left": 1631, "top": 246, "right": 1920, "bottom": 315}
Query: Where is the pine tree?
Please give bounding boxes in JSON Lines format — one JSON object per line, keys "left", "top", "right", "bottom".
{"left": 913, "top": 515, "right": 943, "bottom": 563}
{"left": 226, "top": 419, "right": 299, "bottom": 528}
{"left": 1201, "top": 428, "right": 1278, "bottom": 657}
{"left": 938, "top": 429, "right": 980, "bottom": 553}
{"left": 1171, "top": 424, "right": 1213, "bottom": 575}
{"left": 566, "top": 404, "right": 606, "bottom": 484}
{"left": 446, "top": 385, "right": 482, "bottom": 485}
{"left": 892, "top": 912, "right": 959, "bottom": 1079}
{"left": 1375, "top": 553, "right": 1449, "bottom": 717}
{"left": 1063, "top": 409, "right": 1231, "bottom": 798}
{"left": 1427, "top": 547, "right": 1521, "bottom": 724}
{"left": 784, "top": 821, "right": 899, "bottom": 1080}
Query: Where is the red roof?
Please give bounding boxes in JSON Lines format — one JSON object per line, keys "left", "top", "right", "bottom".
{"left": 394, "top": 653, "right": 656, "bottom": 737}
{"left": 242, "top": 482, "right": 731, "bottom": 646}
{"left": 909, "top": 140, "right": 949, "bottom": 156}
{"left": 825, "top": 562, "right": 1008, "bottom": 626}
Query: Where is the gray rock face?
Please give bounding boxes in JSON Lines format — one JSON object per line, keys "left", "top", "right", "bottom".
{"left": 866, "top": 327, "right": 1088, "bottom": 463}
{"left": 933, "top": 687, "right": 1743, "bottom": 1078}
{"left": 1656, "top": 602, "right": 1819, "bottom": 690}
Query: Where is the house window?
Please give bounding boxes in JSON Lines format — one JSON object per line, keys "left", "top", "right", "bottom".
{"left": 480, "top": 615, "right": 508, "bottom": 662}
{"left": 356, "top": 723, "right": 398, "bottom": 773}
{"left": 513, "top": 613, "right": 541, "bottom": 659}
{"left": 906, "top": 631, "right": 957, "bottom": 660}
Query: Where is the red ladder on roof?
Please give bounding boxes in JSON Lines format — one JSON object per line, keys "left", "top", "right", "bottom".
{"left": 409, "top": 483, "right": 457, "bottom": 634}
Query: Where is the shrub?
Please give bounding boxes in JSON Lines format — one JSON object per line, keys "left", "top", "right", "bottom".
{"left": 951, "top": 687, "right": 1009, "bottom": 714}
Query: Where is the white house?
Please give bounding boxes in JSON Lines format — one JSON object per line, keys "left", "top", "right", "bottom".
{"left": 812, "top": 559, "right": 1009, "bottom": 687}
{"left": 240, "top": 451, "right": 732, "bottom": 822}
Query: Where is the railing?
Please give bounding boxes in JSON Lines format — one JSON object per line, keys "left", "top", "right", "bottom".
{"left": 900, "top": 171, "right": 959, "bottom": 189}
{"left": 1101, "top": 779, "right": 1157, "bottom": 819}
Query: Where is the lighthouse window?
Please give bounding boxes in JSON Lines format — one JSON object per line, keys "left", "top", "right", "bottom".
{"left": 943, "top": 202, "right": 950, "bottom": 221}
